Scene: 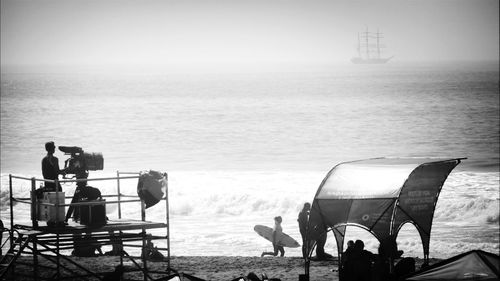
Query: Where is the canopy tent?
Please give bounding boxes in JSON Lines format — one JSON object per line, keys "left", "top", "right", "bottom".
{"left": 403, "top": 250, "right": 499, "bottom": 281}
{"left": 306, "top": 158, "right": 464, "bottom": 263}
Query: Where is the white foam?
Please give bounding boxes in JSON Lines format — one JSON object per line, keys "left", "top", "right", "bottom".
{"left": 1, "top": 170, "right": 498, "bottom": 258}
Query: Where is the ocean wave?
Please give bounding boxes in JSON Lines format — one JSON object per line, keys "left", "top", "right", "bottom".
{"left": 2, "top": 171, "right": 498, "bottom": 220}
{"left": 434, "top": 171, "right": 499, "bottom": 225}
{"left": 0, "top": 188, "right": 12, "bottom": 212}
{"left": 434, "top": 197, "right": 499, "bottom": 224}
{"left": 1, "top": 170, "right": 498, "bottom": 258}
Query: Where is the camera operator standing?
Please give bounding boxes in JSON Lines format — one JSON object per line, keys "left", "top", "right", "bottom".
{"left": 42, "top": 141, "right": 65, "bottom": 191}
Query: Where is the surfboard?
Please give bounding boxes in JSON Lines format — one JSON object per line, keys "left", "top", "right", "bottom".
{"left": 254, "top": 225, "right": 300, "bottom": 248}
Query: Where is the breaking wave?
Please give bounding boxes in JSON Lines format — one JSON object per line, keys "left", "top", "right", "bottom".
{"left": 1, "top": 170, "right": 498, "bottom": 257}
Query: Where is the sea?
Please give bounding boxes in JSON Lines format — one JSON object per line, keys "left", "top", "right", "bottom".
{"left": 1, "top": 61, "right": 499, "bottom": 259}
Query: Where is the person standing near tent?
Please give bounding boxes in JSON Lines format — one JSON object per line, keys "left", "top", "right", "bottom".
{"left": 315, "top": 225, "right": 329, "bottom": 260}
{"left": 261, "top": 216, "right": 285, "bottom": 257}
{"left": 298, "top": 202, "right": 333, "bottom": 260}
{"left": 298, "top": 202, "right": 310, "bottom": 258}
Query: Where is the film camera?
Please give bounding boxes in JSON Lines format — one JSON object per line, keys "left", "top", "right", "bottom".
{"left": 59, "top": 146, "right": 104, "bottom": 179}
{"left": 58, "top": 146, "right": 105, "bottom": 225}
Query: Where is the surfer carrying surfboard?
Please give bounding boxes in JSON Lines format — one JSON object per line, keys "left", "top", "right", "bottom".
{"left": 260, "top": 216, "right": 285, "bottom": 257}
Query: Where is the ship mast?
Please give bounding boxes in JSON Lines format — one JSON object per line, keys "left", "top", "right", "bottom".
{"left": 351, "top": 27, "right": 391, "bottom": 63}
{"left": 357, "top": 32, "right": 361, "bottom": 58}
{"left": 364, "top": 27, "right": 369, "bottom": 59}
{"left": 376, "top": 29, "right": 381, "bottom": 59}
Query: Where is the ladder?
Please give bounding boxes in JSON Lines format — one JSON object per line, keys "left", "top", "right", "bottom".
{"left": 0, "top": 231, "right": 32, "bottom": 280}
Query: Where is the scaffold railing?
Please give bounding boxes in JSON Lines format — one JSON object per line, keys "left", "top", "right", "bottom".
{"left": 1, "top": 170, "right": 172, "bottom": 281}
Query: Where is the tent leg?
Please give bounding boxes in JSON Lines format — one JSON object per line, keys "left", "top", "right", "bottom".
{"left": 300, "top": 259, "right": 310, "bottom": 281}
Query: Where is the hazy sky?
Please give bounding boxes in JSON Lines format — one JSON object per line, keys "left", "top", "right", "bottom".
{"left": 1, "top": 0, "right": 499, "bottom": 66}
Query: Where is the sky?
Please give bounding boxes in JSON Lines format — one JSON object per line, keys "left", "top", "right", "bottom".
{"left": 1, "top": 0, "right": 499, "bottom": 68}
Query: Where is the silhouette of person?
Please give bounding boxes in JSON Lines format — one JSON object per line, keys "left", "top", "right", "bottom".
{"left": 313, "top": 222, "right": 333, "bottom": 261}
{"left": 41, "top": 141, "right": 64, "bottom": 191}
{"left": 65, "top": 180, "right": 88, "bottom": 222}
{"left": 261, "top": 216, "right": 285, "bottom": 257}
{"left": 315, "top": 228, "right": 328, "bottom": 260}
{"left": 394, "top": 257, "right": 416, "bottom": 279}
{"left": 372, "top": 242, "right": 392, "bottom": 281}
{"left": 341, "top": 240, "right": 355, "bottom": 268}
{"left": 297, "top": 202, "right": 310, "bottom": 258}
{"left": 352, "top": 240, "right": 374, "bottom": 281}
{"left": 379, "top": 235, "right": 403, "bottom": 261}
{"left": 339, "top": 240, "right": 356, "bottom": 280}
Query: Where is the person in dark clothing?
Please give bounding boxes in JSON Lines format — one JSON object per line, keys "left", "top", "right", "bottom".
{"left": 341, "top": 240, "right": 355, "bottom": 269}
{"left": 340, "top": 240, "right": 355, "bottom": 280}
{"left": 394, "top": 257, "right": 415, "bottom": 278}
{"left": 341, "top": 240, "right": 359, "bottom": 281}
{"left": 315, "top": 230, "right": 328, "bottom": 259}
{"left": 379, "top": 235, "right": 403, "bottom": 261}
{"left": 41, "top": 141, "right": 64, "bottom": 191}
{"left": 314, "top": 224, "right": 333, "bottom": 261}
{"left": 297, "top": 202, "right": 310, "bottom": 258}
{"left": 372, "top": 235, "right": 403, "bottom": 281}
{"left": 372, "top": 242, "right": 392, "bottom": 281}
{"left": 344, "top": 240, "right": 374, "bottom": 281}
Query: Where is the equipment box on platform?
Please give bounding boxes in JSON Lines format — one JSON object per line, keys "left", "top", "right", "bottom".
{"left": 77, "top": 199, "right": 106, "bottom": 226}
{"left": 37, "top": 192, "right": 65, "bottom": 223}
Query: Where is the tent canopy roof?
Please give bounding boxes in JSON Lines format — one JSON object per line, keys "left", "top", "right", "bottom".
{"left": 307, "top": 157, "right": 464, "bottom": 259}
{"left": 316, "top": 157, "right": 462, "bottom": 199}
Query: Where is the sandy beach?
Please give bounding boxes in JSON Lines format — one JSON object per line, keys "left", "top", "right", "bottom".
{"left": 168, "top": 256, "right": 338, "bottom": 281}
{"left": 9, "top": 255, "right": 440, "bottom": 281}
{"left": 11, "top": 255, "right": 337, "bottom": 280}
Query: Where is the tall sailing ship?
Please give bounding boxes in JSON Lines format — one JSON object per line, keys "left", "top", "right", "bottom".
{"left": 351, "top": 28, "right": 393, "bottom": 64}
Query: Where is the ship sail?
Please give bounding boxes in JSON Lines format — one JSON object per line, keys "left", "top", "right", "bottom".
{"left": 351, "top": 28, "right": 393, "bottom": 64}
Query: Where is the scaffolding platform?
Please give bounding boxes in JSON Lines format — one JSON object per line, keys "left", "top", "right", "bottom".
{"left": 1, "top": 172, "right": 172, "bottom": 281}
{"left": 26, "top": 219, "right": 168, "bottom": 234}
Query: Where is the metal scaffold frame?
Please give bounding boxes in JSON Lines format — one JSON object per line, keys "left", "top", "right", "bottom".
{"left": 1, "top": 171, "right": 172, "bottom": 281}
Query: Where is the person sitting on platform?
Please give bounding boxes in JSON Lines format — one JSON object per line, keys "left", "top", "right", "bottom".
{"left": 65, "top": 179, "right": 104, "bottom": 224}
